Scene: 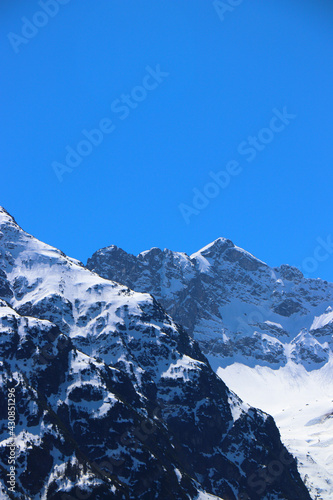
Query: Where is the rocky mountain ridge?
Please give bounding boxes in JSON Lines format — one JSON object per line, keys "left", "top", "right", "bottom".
{"left": 87, "top": 237, "right": 333, "bottom": 371}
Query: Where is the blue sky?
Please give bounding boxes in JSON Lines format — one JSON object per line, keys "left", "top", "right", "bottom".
{"left": 1, "top": 0, "right": 333, "bottom": 281}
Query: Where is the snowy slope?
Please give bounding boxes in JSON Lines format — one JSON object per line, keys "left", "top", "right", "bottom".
{"left": 218, "top": 361, "right": 333, "bottom": 499}
{"left": 0, "top": 207, "right": 311, "bottom": 499}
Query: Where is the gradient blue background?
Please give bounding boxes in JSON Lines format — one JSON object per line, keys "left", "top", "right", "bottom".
{"left": 1, "top": 0, "right": 333, "bottom": 280}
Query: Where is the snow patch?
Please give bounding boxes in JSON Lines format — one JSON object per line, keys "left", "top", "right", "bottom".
{"left": 311, "top": 310, "right": 333, "bottom": 331}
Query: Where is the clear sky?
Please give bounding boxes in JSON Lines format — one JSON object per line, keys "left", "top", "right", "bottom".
{"left": 1, "top": 0, "right": 333, "bottom": 281}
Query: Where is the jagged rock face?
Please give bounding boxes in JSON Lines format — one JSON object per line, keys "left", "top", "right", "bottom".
{"left": 87, "top": 238, "right": 333, "bottom": 370}
{"left": 0, "top": 207, "right": 311, "bottom": 500}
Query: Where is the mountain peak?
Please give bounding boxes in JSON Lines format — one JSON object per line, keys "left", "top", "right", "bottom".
{"left": 191, "top": 237, "right": 234, "bottom": 259}
{"left": 190, "top": 237, "right": 267, "bottom": 271}
{"left": 97, "top": 244, "right": 133, "bottom": 258}
{"left": 138, "top": 246, "right": 164, "bottom": 258}
{"left": 0, "top": 206, "right": 18, "bottom": 228}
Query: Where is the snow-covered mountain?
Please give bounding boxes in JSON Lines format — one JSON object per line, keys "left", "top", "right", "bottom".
{"left": 87, "top": 237, "right": 333, "bottom": 499}
{"left": 0, "top": 207, "right": 311, "bottom": 499}
{"left": 87, "top": 237, "right": 333, "bottom": 371}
